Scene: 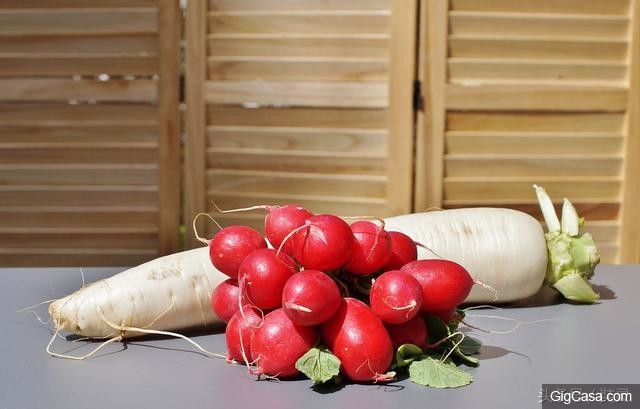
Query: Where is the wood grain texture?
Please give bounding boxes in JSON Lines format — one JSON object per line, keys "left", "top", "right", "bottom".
{"left": 444, "top": 155, "right": 622, "bottom": 177}
{"left": 415, "top": 0, "right": 448, "bottom": 210}
{"left": 205, "top": 80, "right": 388, "bottom": 108}
{"left": 207, "top": 106, "right": 387, "bottom": 128}
{"left": 449, "top": 11, "right": 629, "bottom": 39}
{"left": 0, "top": 79, "right": 157, "bottom": 103}
{"left": 446, "top": 84, "right": 628, "bottom": 111}
{"left": 450, "top": 0, "right": 630, "bottom": 15}
{"left": 156, "top": 0, "right": 181, "bottom": 254}
{"left": 207, "top": 126, "right": 386, "bottom": 153}
{"left": 208, "top": 57, "right": 387, "bottom": 81}
{"left": 208, "top": 11, "right": 389, "bottom": 34}
{"left": 446, "top": 112, "right": 625, "bottom": 132}
{"left": 0, "top": 33, "right": 158, "bottom": 53}
{"left": 0, "top": 0, "right": 177, "bottom": 266}
{"left": 0, "top": 55, "right": 157, "bottom": 76}
{"left": 620, "top": 0, "right": 640, "bottom": 262}
{"left": 386, "top": 0, "right": 416, "bottom": 215}
{"left": 184, "top": 0, "right": 209, "bottom": 249}
{"left": 449, "top": 36, "right": 628, "bottom": 61}
{"left": 448, "top": 58, "right": 627, "bottom": 83}
{"left": 0, "top": 8, "right": 157, "bottom": 35}
{"left": 446, "top": 131, "right": 624, "bottom": 155}
{"left": 208, "top": 35, "right": 389, "bottom": 57}
{"left": 208, "top": 0, "right": 390, "bottom": 10}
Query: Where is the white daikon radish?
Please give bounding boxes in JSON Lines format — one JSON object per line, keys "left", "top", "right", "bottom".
{"left": 384, "top": 186, "right": 600, "bottom": 303}
{"left": 48, "top": 247, "right": 227, "bottom": 340}
{"left": 385, "top": 208, "right": 548, "bottom": 303}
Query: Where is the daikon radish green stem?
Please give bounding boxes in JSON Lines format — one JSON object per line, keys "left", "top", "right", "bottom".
{"left": 535, "top": 185, "right": 600, "bottom": 303}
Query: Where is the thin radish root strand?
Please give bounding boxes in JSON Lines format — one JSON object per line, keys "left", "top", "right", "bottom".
{"left": 462, "top": 314, "right": 557, "bottom": 335}
{"left": 192, "top": 212, "right": 222, "bottom": 245}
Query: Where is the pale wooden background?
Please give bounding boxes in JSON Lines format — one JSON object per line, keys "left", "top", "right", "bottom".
{"left": 0, "top": 0, "right": 637, "bottom": 266}
{"left": 416, "top": 0, "right": 640, "bottom": 263}
{"left": 0, "top": 0, "right": 180, "bottom": 266}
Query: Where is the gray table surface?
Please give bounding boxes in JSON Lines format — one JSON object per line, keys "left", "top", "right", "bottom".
{"left": 1, "top": 265, "right": 638, "bottom": 409}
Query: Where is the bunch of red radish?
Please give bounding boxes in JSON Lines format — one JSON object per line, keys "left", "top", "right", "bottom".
{"left": 207, "top": 205, "right": 475, "bottom": 383}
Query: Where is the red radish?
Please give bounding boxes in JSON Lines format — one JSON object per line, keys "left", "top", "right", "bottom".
{"left": 343, "top": 221, "right": 392, "bottom": 276}
{"left": 210, "top": 226, "right": 266, "bottom": 278}
{"left": 291, "top": 214, "right": 354, "bottom": 271}
{"left": 385, "top": 316, "right": 428, "bottom": 349}
{"left": 401, "top": 259, "right": 474, "bottom": 313}
{"left": 225, "top": 305, "right": 262, "bottom": 363}
{"left": 321, "top": 298, "right": 394, "bottom": 382}
{"left": 369, "top": 270, "right": 422, "bottom": 324}
{"left": 382, "top": 231, "right": 418, "bottom": 271}
{"left": 265, "top": 205, "right": 313, "bottom": 252}
{"left": 238, "top": 249, "right": 297, "bottom": 310}
{"left": 282, "top": 270, "right": 341, "bottom": 326}
{"left": 211, "top": 278, "right": 242, "bottom": 323}
{"left": 251, "top": 308, "right": 318, "bottom": 378}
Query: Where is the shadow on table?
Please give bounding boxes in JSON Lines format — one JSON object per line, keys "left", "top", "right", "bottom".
{"left": 478, "top": 345, "right": 531, "bottom": 364}
{"left": 494, "top": 282, "right": 616, "bottom": 309}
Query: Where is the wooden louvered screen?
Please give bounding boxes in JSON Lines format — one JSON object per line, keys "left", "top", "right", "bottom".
{"left": 185, "top": 0, "right": 416, "bottom": 246}
{"left": 416, "top": 0, "right": 640, "bottom": 263}
{"left": 0, "top": 0, "right": 181, "bottom": 266}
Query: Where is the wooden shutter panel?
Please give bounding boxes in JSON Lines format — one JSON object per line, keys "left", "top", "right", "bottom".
{"left": 417, "top": 0, "right": 639, "bottom": 263}
{"left": 185, "top": 0, "right": 416, "bottom": 245}
{"left": 0, "top": 0, "right": 181, "bottom": 266}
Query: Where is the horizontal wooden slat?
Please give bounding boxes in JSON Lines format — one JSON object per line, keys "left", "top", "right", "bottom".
{"left": 446, "top": 112, "right": 624, "bottom": 132}
{"left": 0, "top": 208, "right": 157, "bottom": 229}
{"left": 443, "top": 177, "right": 621, "bottom": 201}
{"left": 207, "top": 126, "right": 386, "bottom": 153}
{"left": 582, "top": 220, "right": 621, "bottom": 243}
{"left": 0, "top": 9, "right": 157, "bottom": 35}
{"left": 208, "top": 0, "right": 390, "bottom": 10}
{"left": 0, "top": 79, "right": 157, "bottom": 103}
{"left": 0, "top": 147, "right": 157, "bottom": 164}
{"left": 207, "top": 191, "right": 388, "bottom": 217}
{"left": 442, "top": 202, "right": 620, "bottom": 221}
{"left": 449, "top": 36, "right": 628, "bottom": 61}
{"left": 448, "top": 58, "right": 627, "bottom": 82}
{"left": 0, "top": 125, "right": 157, "bottom": 144}
{"left": 446, "top": 84, "right": 628, "bottom": 111}
{"left": 0, "top": 55, "right": 158, "bottom": 76}
{"left": 207, "top": 106, "right": 387, "bottom": 128}
{"left": 449, "top": 0, "right": 630, "bottom": 15}
{"left": 0, "top": 231, "right": 158, "bottom": 249}
{"left": 208, "top": 35, "right": 388, "bottom": 57}
{"left": 598, "top": 243, "right": 619, "bottom": 263}
{"left": 446, "top": 131, "right": 624, "bottom": 155}
{"left": 0, "top": 249, "right": 157, "bottom": 267}
{"left": 1, "top": 0, "right": 157, "bottom": 7}
{"left": 445, "top": 155, "right": 622, "bottom": 177}
{"left": 207, "top": 148, "right": 386, "bottom": 175}
{"left": 0, "top": 34, "right": 158, "bottom": 54}
{"left": 207, "top": 169, "right": 386, "bottom": 198}
{"left": 0, "top": 164, "right": 157, "bottom": 185}
{"left": 208, "top": 57, "right": 387, "bottom": 81}
{"left": 208, "top": 11, "right": 389, "bottom": 34}
{"left": 206, "top": 80, "right": 387, "bottom": 108}
{"left": 0, "top": 185, "right": 157, "bottom": 207}
{"left": 0, "top": 104, "right": 157, "bottom": 126}
{"left": 449, "top": 11, "right": 629, "bottom": 40}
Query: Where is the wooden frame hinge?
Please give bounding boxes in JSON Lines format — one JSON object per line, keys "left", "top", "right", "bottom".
{"left": 413, "top": 79, "right": 424, "bottom": 111}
